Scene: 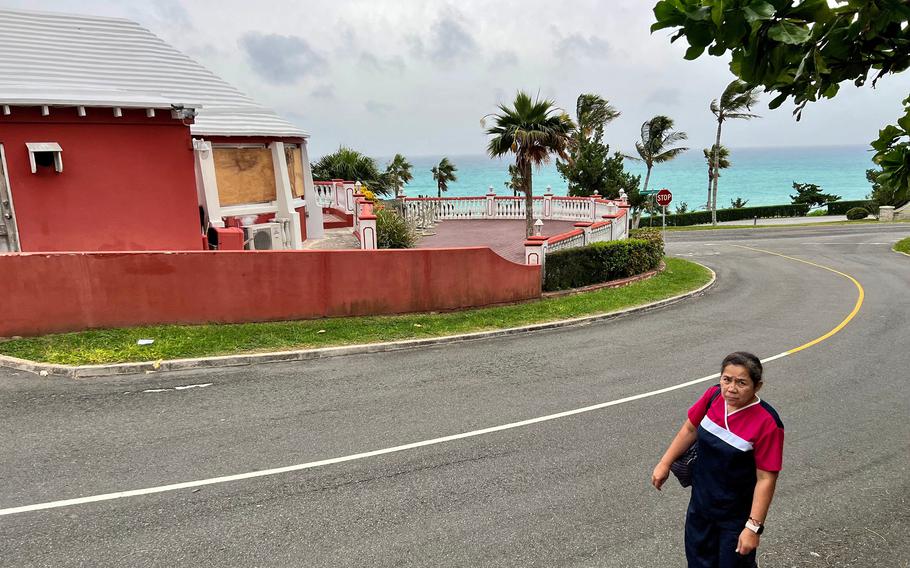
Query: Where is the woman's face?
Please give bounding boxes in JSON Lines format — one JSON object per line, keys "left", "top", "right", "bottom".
{"left": 720, "top": 364, "right": 761, "bottom": 410}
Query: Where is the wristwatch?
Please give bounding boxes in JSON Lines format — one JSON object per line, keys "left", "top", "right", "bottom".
{"left": 745, "top": 519, "right": 765, "bottom": 535}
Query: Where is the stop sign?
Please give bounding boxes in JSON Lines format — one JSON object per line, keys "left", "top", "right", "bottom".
{"left": 656, "top": 188, "right": 672, "bottom": 207}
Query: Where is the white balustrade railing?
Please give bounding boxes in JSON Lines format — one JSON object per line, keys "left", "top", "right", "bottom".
{"left": 551, "top": 198, "right": 593, "bottom": 221}
{"left": 589, "top": 220, "right": 614, "bottom": 242}
{"left": 436, "top": 198, "right": 487, "bottom": 219}
{"left": 314, "top": 182, "right": 335, "bottom": 208}
{"left": 547, "top": 230, "right": 586, "bottom": 252}
{"left": 494, "top": 198, "right": 525, "bottom": 219}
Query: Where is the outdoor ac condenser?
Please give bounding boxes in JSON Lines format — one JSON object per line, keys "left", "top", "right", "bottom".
{"left": 242, "top": 222, "right": 285, "bottom": 250}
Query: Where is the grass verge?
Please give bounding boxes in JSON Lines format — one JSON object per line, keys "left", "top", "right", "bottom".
{"left": 895, "top": 237, "right": 910, "bottom": 255}
{"left": 663, "top": 219, "right": 891, "bottom": 231}
{"left": 0, "top": 257, "right": 711, "bottom": 366}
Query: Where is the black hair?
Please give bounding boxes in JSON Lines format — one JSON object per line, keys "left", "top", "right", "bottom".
{"left": 721, "top": 352, "right": 763, "bottom": 385}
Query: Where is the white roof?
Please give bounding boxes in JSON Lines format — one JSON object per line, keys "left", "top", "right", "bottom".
{"left": 0, "top": 8, "right": 307, "bottom": 138}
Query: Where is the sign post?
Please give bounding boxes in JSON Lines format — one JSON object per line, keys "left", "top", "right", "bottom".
{"left": 656, "top": 189, "right": 672, "bottom": 241}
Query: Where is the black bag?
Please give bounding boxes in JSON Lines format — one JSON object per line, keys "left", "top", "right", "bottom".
{"left": 670, "top": 387, "right": 721, "bottom": 488}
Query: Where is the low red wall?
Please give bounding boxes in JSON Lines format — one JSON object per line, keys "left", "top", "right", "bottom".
{"left": 0, "top": 248, "right": 541, "bottom": 337}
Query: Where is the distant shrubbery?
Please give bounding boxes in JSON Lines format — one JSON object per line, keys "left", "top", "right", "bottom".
{"left": 543, "top": 236, "right": 663, "bottom": 291}
{"left": 640, "top": 204, "right": 810, "bottom": 227}
{"left": 826, "top": 200, "right": 877, "bottom": 216}
{"left": 846, "top": 207, "right": 869, "bottom": 221}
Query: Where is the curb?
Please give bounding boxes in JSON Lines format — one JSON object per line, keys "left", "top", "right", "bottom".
{"left": 0, "top": 264, "right": 716, "bottom": 379}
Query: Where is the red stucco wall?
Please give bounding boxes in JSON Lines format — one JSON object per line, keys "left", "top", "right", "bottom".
{"left": 0, "top": 107, "right": 202, "bottom": 252}
{"left": 0, "top": 248, "right": 541, "bottom": 337}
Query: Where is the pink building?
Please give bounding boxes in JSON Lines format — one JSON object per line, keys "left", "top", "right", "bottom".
{"left": 0, "top": 8, "right": 323, "bottom": 253}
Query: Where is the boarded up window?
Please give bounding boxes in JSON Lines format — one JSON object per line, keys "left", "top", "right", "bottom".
{"left": 285, "top": 145, "right": 305, "bottom": 198}
{"left": 213, "top": 147, "right": 277, "bottom": 206}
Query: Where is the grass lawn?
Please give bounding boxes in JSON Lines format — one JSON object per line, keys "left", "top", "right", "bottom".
{"left": 0, "top": 257, "right": 711, "bottom": 366}
{"left": 895, "top": 237, "right": 910, "bottom": 255}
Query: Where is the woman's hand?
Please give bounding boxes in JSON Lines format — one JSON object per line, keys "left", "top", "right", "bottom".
{"left": 736, "top": 528, "right": 760, "bottom": 555}
{"left": 651, "top": 462, "right": 670, "bottom": 491}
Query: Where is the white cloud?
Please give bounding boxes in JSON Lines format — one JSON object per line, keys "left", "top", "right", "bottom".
{"left": 8, "top": 0, "right": 910, "bottom": 158}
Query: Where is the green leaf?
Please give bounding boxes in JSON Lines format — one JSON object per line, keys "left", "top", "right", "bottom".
{"left": 786, "top": 0, "right": 831, "bottom": 22}
{"left": 711, "top": 0, "right": 725, "bottom": 27}
{"left": 685, "top": 6, "right": 712, "bottom": 21}
{"left": 897, "top": 114, "right": 910, "bottom": 134}
{"left": 768, "top": 92, "right": 789, "bottom": 109}
{"left": 768, "top": 20, "right": 812, "bottom": 44}
{"left": 686, "top": 20, "right": 715, "bottom": 48}
{"left": 743, "top": 1, "right": 775, "bottom": 23}
{"left": 813, "top": 50, "right": 829, "bottom": 74}
{"left": 871, "top": 125, "right": 902, "bottom": 152}
{"left": 708, "top": 43, "right": 727, "bottom": 56}
{"left": 685, "top": 45, "right": 706, "bottom": 60}
{"left": 652, "top": 0, "right": 687, "bottom": 31}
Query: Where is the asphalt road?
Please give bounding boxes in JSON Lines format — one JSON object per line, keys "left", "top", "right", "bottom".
{"left": 1, "top": 224, "right": 908, "bottom": 568}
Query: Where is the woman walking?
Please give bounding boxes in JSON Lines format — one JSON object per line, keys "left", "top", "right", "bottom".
{"left": 652, "top": 352, "right": 784, "bottom": 567}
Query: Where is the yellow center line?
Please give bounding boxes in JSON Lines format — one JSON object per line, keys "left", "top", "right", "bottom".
{"left": 730, "top": 244, "right": 864, "bottom": 354}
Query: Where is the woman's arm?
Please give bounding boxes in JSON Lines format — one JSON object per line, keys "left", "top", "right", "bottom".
{"left": 651, "top": 419, "right": 697, "bottom": 491}
{"left": 736, "top": 469, "right": 779, "bottom": 555}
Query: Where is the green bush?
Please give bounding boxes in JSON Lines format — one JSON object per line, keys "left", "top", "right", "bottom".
{"left": 544, "top": 238, "right": 662, "bottom": 291}
{"left": 640, "top": 203, "right": 810, "bottom": 227}
{"left": 827, "top": 199, "right": 878, "bottom": 215}
{"left": 629, "top": 227, "right": 665, "bottom": 253}
{"left": 375, "top": 207, "right": 416, "bottom": 248}
{"left": 807, "top": 208, "right": 828, "bottom": 216}
{"left": 846, "top": 207, "right": 869, "bottom": 221}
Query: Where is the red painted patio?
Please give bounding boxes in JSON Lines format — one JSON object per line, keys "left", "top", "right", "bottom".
{"left": 416, "top": 219, "right": 580, "bottom": 263}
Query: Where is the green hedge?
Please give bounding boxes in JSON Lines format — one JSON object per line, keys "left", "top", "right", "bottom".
{"left": 846, "top": 207, "right": 869, "bottom": 220}
{"left": 640, "top": 203, "right": 810, "bottom": 227}
{"left": 544, "top": 238, "right": 663, "bottom": 291}
{"left": 826, "top": 200, "right": 878, "bottom": 215}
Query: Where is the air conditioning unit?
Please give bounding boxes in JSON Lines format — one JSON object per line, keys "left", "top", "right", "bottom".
{"left": 243, "top": 222, "right": 285, "bottom": 250}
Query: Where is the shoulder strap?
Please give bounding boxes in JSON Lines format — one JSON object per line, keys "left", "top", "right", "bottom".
{"left": 707, "top": 385, "right": 722, "bottom": 408}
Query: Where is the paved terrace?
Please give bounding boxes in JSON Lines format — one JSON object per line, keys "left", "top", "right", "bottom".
{"left": 416, "top": 219, "right": 579, "bottom": 263}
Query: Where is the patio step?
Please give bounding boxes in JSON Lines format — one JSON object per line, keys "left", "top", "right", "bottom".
{"left": 323, "top": 207, "right": 353, "bottom": 229}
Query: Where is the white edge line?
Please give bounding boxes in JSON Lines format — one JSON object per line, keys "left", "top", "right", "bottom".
{"left": 0, "top": 351, "right": 790, "bottom": 517}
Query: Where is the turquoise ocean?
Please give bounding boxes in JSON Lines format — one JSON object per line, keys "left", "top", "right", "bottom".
{"left": 386, "top": 145, "right": 875, "bottom": 211}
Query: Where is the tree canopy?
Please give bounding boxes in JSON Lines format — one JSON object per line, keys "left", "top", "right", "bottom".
{"left": 652, "top": 0, "right": 910, "bottom": 205}
{"left": 311, "top": 147, "right": 394, "bottom": 196}
{"left": 652, "top": 0, "right": 909, "bottom": 116}
{"left": 557, "top": 93, "right": 640, "bottom": 199}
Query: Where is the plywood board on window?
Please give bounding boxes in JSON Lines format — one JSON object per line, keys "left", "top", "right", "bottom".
{"left": 285, "top": 146, "right": 305, "bottom": 198}
{"left": 213, "top": 147, "right": 277, "bottom": 206}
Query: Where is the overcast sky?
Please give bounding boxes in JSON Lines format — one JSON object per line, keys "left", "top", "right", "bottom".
{"left": 7, "top": 0, "right": 910, "bottom": 158}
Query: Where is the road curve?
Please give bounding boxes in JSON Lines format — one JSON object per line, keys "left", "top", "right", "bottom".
{"left": 1, "top": 224, "right": 908, "bottom": 567}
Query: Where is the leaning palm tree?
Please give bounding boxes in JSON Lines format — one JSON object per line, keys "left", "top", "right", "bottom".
{"left": 709, "top": 80, "right": 760, "bottom": 224}
{"left": 431, "top": 157, "right": 457, "bottom": 198}
{"left": 485, "top": 91, "right": 575, "bottom": 237}
{"left": 628, "top": 115, "right": 688, "bottom": 227}
{"left": 386, "top": 153, "right": 413, "bottom": 197}
{"left": 703, "top": 145, "right": 731, "bottom": 210}
{"left": 631, "top": 115, "right": 688, "bottom": 194}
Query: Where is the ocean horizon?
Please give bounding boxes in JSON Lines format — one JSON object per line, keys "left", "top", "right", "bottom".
{"left": 377, "top": 144, "right": 876, "bottom": 210}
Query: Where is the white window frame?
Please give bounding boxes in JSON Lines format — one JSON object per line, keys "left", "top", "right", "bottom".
{"left": 26, "top": 142, "right": 63, "bottom": 173}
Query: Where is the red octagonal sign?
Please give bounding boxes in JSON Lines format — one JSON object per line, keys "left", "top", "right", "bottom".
{"left": 656, "top": 188, "right": 672, "bottom": 207}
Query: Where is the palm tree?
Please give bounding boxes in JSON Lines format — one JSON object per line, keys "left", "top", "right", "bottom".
{"left": 431, "top": 157, "right": 457, "bottom": 198}
{"left": 709, "top": 80, "right": 760, "bottom": 224}
{"left": 703, "top": 145, "right": 731, "bottom": 210}
{"left": 628, "top": 115, "right": 688, "bottom": 226}
{"left": 485, "top": 91, "right": 575, "bottom": 237}
{"left": 311, "top": 146, "right": 393, "bottom": 196}
{"left": 505, "top": 164, "right": 523, "bottom": 196}
{"left": 386, "top": 153, "right": 413, "bottom": 197}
